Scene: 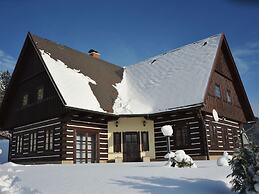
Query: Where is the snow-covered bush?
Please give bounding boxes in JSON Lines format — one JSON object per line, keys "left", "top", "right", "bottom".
{"left": 217, "top": 151, "right": 232, "bottom": 166}
{"left": 164, "top": 150, "right": 197, "bottom": 168}
{"left": 228, "top": 145, "right": 259, "bottom": 194}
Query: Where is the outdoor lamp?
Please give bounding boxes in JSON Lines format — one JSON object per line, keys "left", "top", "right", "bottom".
{"left": 161, "top": 125, "right": 173, "bottom": 154}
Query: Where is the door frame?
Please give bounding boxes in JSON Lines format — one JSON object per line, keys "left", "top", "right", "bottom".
{"left": 73, "top": 127, "right": 100, "bottom": 163}
{"left": 123, "top": 132, "right": 141, "bottom": 162}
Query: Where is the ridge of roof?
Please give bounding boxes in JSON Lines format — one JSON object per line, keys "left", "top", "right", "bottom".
{"left": 127, "top": 33, "right": 222, "bottom": 68}
{"left": 30, "top": 33, "right": 123, "bottom": 70}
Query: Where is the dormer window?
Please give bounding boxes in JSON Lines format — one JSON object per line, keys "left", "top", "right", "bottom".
{"left": 214, "top": 84, "right": 221, "bottom": 98}
{"left": 37, "top": 87, "right": 44, "bottom": 101}
{"left": 22, "top": 94, "right": 29, "bottom": 106}
{"left": 227, "top": 90, "right": 232, "bottom": 104}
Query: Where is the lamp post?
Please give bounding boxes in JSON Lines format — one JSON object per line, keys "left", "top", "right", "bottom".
{"left": 161, "top": 125, "right": 173, "bottom": 155}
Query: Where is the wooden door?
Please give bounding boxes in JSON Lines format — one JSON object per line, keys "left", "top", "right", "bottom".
{"left": 123, "top": 132, "right": 141, "bottom": 162}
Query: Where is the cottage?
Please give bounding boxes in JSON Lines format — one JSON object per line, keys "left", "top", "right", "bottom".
{"left": 0, "top": 32, "right": 254, "bottom": 164}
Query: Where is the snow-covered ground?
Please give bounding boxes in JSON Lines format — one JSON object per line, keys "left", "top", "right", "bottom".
{"left": 0, "top": 160, "right": 235, "bottom": 194}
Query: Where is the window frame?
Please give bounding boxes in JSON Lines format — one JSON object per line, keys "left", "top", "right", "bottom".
{"left": 141, "top": 132, "right": 149, "bottom": 152}
{"left": 214, "top": 84, "right": 222, "bottom": 98}
{"left": 37, "top": 86, "right": 44, "bottom": 101}
{"left": 22, "top": 93, "right": 29, "bottom": 107}
{"left": 174, "top": 125, "right": 189, "bottom": 147}
{"left": 113, "top": 132, "right": 121, "bottom": 153}
{"left": 226, "top": 89, "right": 232, "bottom": 104}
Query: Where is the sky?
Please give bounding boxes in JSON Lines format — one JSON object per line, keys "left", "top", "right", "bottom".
{"left": 0, "top": 0, "right": 258, "bottom": 117}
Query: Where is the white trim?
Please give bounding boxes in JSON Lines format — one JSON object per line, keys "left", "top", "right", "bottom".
{"left": 155, "top": 117, "right": 195, "bottom": 125}
{"left": 67, "top": 124, "right": 102, "bottom": 130}
{"left": 12, "top": 155, "right": 60, "bottom": 160}
{"left": 190, "top": 132, "right": 200, "bottom": 135}
{"left": 71, "top": 119, "right": 107, "bottom": 126}
{"left": 13, "top": 122, "right": 61, "bottom": 134}
{"left": 14, "top": 118, "right": 59, "bottom": 130}
{"left": 209, "top": 150, "right": 234, "bottom": 153}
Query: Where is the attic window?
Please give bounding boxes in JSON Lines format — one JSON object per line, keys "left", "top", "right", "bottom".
{"left": 22, "top": 94, "right": 29, "bottom": 107}
{"left": 214, "top": 84, "right": 221, "bottom": 98}
{"left": 226, "top": 90, "right": 232, "bottom": 104}
{"left": 37, "top": 87, "right": 44, "bottom": 101}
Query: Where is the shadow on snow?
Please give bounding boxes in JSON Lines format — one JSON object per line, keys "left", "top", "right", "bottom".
{"left": 111, "top": 176, "right": 235, "bottom": 194}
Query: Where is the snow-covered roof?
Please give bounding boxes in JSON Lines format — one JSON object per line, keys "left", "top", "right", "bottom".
{"left": 113, "top": 34, "right": 222, "bottom": 114}
{"left": 40, "top": 50, "right": 105, "bottom": 112}
{"left": 32, "top": 34, "right": 222, "bottom": 115}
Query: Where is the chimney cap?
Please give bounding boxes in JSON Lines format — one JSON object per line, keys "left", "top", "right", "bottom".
{"left": 88, "top": 49, "right": 100, "bottom": 55}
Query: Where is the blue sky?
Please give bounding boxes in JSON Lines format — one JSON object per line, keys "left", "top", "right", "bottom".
{"left": 0, "top": 0, "right": 258, "bottom": 117}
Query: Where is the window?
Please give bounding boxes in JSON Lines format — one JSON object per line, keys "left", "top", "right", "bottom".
{"left": 141, "top": 132, "right": 149, "bottom": 151}
{"left": 30, "top": 133, "right": 33, "bottom": 152}
{"left": 22, "top": 94, "right": 29, "bottom": 106}
{"left": 45, "top": 129, "right": 53, "bottom": 150}
{"left": 175, "top": 126, "right": 189, "bottom": 147}
{"left": 113, "top": 132, "right": 121, "bottom": 152}
{"left": 46, "top": 130, "right": 49, "bottom": 150}
{"left": 33, "top": 132, "right": 37, "bottom": 151}
{"left": 37, "top": 87, "right": 44, "bottom": 101}
{"left": 214, "top": 84, "right": 221, "bottom": 98}
{"left": 226, "top": 90, "right": 232, "bottom": 104}
{"left": 16, "top": 136, "right": 20, "bottom": 153}
{"left": 16, "top": 135, "right": 23, "bottom": 153}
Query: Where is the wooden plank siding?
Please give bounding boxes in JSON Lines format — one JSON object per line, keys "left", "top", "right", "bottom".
{"left": 61, "top": 115, "right": 109, "bottom": 163}
{"left": 202, "top": 112, "right": 241, "bottom": 157}
{"left": 1, "top": 35, "right": 65, "bottom": 130}
{"left": 149, "top": 109, "right": 207, "bottom": 160}
{"left": 202, "top": 45, "right": 247, "bottom": 122}
{"left": 10, "top": 117, "right": 62, "bottom": 164}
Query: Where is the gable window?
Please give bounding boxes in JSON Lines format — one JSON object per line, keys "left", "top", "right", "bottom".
{"left": 37, "top": 87, "right": 44, "bottom": 101}
{"left": 226, "top": 90, "right": 232, "bottom": 104}
{"left": 22, "top": 94, "right": 29, "bottom": 106}
{"left": 214, "top": 84, "right": 221, "bottom": 98}
{"left": 141, "top": 132, "right": 149, "bottom": 151}
{"left": 113, "top": 132, "right": 121, "bottom": 152}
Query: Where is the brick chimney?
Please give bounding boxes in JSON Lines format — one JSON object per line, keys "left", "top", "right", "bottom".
{"left": 88, "top": 49, "right": 100, "bottom": 59}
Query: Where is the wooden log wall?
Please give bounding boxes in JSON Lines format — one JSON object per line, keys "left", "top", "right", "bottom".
{"left": 62, "top": 114, "right": 109, "bottom": 163}
{"left": 203, "top": 112, "right": 241, "bottom": 157}
{"left": 10, "top": 117, "right": 62, "bottom": 164}
{"left": 149, "top": 108, "right": 207, "bottom": 160}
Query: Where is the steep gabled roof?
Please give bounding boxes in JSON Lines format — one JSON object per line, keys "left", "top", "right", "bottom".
{"left": 113, "top": 34, "right": 222, "bottom": 114}
{"left": 30, "top": 33, "right": 249, "bottom": 116}
{"left": 30, "top": 34, "right": 123, "bottom": 113}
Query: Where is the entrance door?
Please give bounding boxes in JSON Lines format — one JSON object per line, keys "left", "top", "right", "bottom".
{"left": 123, "top": 132, "right": 141, "bottom": 162}
{"left": 75, "top": 132, "right": 97, "bottom": 163}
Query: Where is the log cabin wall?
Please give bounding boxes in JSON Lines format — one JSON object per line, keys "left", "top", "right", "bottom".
{"left": 202, "top": 46, "right": 246, "bottom": 122}
{"left": 1, "top": 36, "right": 64, "bottom": 129}
{"left": 202, "top": 112, "right": 241, "bottom": 159}
{"left": 10, "top": 117, "right": 63, "bottom": 164}
{"left": 61, "top": 114, "right": 109, "bottom": 164}
{"left": 149, "top": 108, "right": 208, "bottom": 160}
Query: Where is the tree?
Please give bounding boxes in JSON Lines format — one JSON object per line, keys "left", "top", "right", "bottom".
{"left": 228, "top": 145, "right": 259, "bottom": 194}
{"left": 0, "top": 70, "right": 11, "bottom": 107}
